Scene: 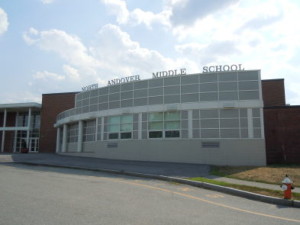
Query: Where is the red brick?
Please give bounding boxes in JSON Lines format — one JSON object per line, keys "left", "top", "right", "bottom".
{"left": 262, "top": 79, "right": 286, "bottom": 107}
{"left": 264, "top": 106, "right": 300, "bottom": 164}
{"left": 39, "top": 92, "right": 78, "bottom": 153}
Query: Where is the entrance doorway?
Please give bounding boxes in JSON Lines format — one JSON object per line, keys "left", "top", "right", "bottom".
{"left": 29, "top": 138, "right": 39, "bottom": 152}
{"left": 16, "top": 137, "right": 39, "bottom": 153}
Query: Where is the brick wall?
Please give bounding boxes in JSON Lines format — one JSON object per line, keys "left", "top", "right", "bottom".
{"left": 3, "top": 113, "right": 16, "bottom": 152}
{"left": 4, "top": 131, "right": 14, "bottom": 153}
{"left": 0, "top": 112, "right": 16, "bottom": 127}
{"left": 264, "top": 106, "right": 300, "bottom": 164}
{"left": 6, "top": 112, "right": 16, "bottom": 127}
{"left": 39, "top": 92, "right": 78, "bottom": 153}
{"left": 0, "top": 112, "right": 3, "bottom": 126}
{"left": 0, "top": 112, "right": 16, "bottom": 153}
{"left": 262, "top": 79, "right": 286, "bottom": 107}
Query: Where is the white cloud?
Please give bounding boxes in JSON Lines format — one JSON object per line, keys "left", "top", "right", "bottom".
{"left": 238, "top": 12, "right": 283, "bottom": 32}
{"left": 130, "top": 8, "right": 171, "bottom": 28}
{"left": 63, "top": 65, "right": 80, "bottom": 81}
{"left": 24, "top": 0, "right": 300, "bottom": 105}
{"left": 90, "top": 24, "right": 199, "bottom": 77}
{"left": 176, "top": 40, "right": 240, "bottom": 65}
{"left": 101, "top": 0, "right": 129, "bottom": 24}
{"left": 33, "top": 71, "right": 65, "bottom": 81}
{"left": 0, "top": 8, "right": 9, "bottom": 35}
{"left": 101, "top": 0, "right": 239, "bottom": 30}
{"left": 23, "top": 28, "right": 101, "bottom": 77}
{"left": 101, "top": 0, "right": 171, "bottom": 29}
{"left": 169, "top": 0, "right": 300, "bottom": 105}
{"left": 169, "top": 0, "right": 239, "bottom": 26}
{"left": 23, "top": 28, "right": 39, "bottom": 45}
{"left": 172, "top": 0, "right": 300, "bottom": 66}
{"left": 24, "top": 23, "right": 199, "bottom": 93}
{"left": 11, "top": 0, "right": 300, "bottom": 105}
{"left": 41, "top": 0, "right": 55, "bottom": 4}
{"left": 287, "top": 80, "right": 300, "bottom": 105}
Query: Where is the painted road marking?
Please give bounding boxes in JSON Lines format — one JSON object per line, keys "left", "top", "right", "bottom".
{"left": 179, "top": 187, "right": 191, "bottom": 192}
{"left": 111, "top": 178, "right": 300, "bottom": 223}
{"left": 11, "top": 165, "right": 300, "bottom": 223}
{"left": 205, "top": 194, "right": 224, "bottom": 198}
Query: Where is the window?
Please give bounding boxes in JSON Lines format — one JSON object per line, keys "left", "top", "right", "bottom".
{"left": 120, "top": 115, "right": 133, "bottom": 139}
{"left": 121, "top": 132, "right": 132, "bottom": 139}
{"left": 165, "top": 130, "right": 180, "bottom": 138}
{"left": 16, "top": 131, "right": 27, "bottom": 152}
{"left": 17, "top": 113, "right": 28, "bottom": 127}
{"left": 108, "top": 116, "right": 119, "bottom": 139}
{"left": 109, "top": 133, "right": 118, "bottom": 139}
{"left": 149, "top": 131, "right": 163, "bottom": 138}
{"left": 148, "top": 111, "right": 180, "bottom": 138}
{"left": 67, "top": 123, "right": 78, "bottom": 143}
{"left": 148, "top": 112, "right": 163, "bottom": 138}
{"left": 83, "top": 120, "right": 96, "bottom": 142}
{"left": 252, "top": 108, "right": 262, "bottom": 138}
{"left": 32, "top": 113, "right": 40, "bottom": 129}
{"left": 107, "top": 115, "right": 133, "bottom": 139}
{"left": 97, "top": 118, "right": 102, "bottom": 140}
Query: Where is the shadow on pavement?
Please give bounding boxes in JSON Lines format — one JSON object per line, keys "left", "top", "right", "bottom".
{"left": 0, "top": 153, "right": 211, "bottom": 178}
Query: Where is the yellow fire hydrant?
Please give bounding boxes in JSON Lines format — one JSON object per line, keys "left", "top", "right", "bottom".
{"left": 281, "top": 174, "right": 294, "bottom": 199}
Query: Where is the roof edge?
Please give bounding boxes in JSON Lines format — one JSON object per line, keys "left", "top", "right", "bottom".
{"left": 0, "top": 102, "right": 41, "bottom": 109}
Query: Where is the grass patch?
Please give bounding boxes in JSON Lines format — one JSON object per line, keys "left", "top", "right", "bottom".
{"left": 211, "top": 165, "right": 300, "bottom": 187}
{"left": 189, "top": 177, "right": 300, "bottom": 200}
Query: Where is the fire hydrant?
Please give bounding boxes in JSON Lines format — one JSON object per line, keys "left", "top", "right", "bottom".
{"left": 281, "top": 174, "right": 294, "bottom": 199}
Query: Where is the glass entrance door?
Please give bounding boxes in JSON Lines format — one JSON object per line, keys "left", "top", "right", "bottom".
{"left": 29, "top": 138, "right": 39, "bottom": 152}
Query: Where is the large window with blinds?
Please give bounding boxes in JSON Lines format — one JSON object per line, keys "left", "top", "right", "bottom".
{"left": 83, "top": 120, "right": 96, "bottom": 142}
{"left": 107, "top": 115, "right": 133, "bottom": 139}
{"left": 67, "top": 123, "right": 78, "bottom": 143}
{"left": 148, "top": 111, "right": 180, "bottom": 138}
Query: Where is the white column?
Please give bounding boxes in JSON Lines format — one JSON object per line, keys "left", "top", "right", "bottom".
{"left": 247, "top": 108, "right": 254, "bottom": 138}
{"left": 62, "top": 124, "right": 67, "bottom": 152}
{"left": 188, "top": 110, "right": 193, "bottom": 139}
{"left": 101, "top": 117, "right": 104, "bottom": 141}
{"left": 77, "top": 120, "right": 83, "bottom": 152}
{"left": 13, "top": 112, "right": 19, "bottom": 152}
{"left": 26, "top": 108, "right": 32, "bottom": 150}
{"left": 1, "top": 109, "right": 7, "bottom": 152}
{"left": 138, "top": 113, "right": 142, "bottom": 139}
{"left": 260, "top": 108, "right": 265, "bottom": 139}
{"left": 95, "top": 118, "right": 98, "bottom": 141}
{"left": 56, "top": 127, "right": 61, "bottom": 153}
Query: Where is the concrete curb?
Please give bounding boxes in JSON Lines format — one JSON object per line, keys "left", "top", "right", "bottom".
{"left": 15, "top": 161, "right": 300, "bottom": 208}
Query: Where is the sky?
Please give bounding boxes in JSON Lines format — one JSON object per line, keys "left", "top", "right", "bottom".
{"left": 0, "top": 0, "right": 300, "bottom": 105}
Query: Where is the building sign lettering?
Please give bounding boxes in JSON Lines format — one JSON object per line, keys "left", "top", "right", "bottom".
{"left": 86, "top": 64, "right": 244, "bottom": 90}
{"left": 107, "top": 75, "right": 141, "bottom": 86}
{"left": 203, "top": 64, "right": 244, "bottom": 73}
{"left": 152, "top": 68, "right": 186, "bottom": 78}
{"left": 82, "top": 83, "right": 98, "bottom": 92}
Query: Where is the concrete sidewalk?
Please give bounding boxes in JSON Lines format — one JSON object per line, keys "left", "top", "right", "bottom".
{"left": 0, "top": 153, "right": 210, "bottom": 177}
{"left": 0, "top": 153, "right": 298, "bottom": 193}
{"left": 208, "top": 176, "right": 299, "bottom": 194}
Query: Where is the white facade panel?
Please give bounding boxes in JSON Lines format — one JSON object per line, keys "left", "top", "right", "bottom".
{"left": 56, "top": 70, "right": 266, "bottom": 166}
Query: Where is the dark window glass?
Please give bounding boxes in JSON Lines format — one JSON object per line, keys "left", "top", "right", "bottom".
{"left": 109, "top": 133, "right": 119, "bottom": 139}
{"left": 121, "top": 132, "right": 132, "bottom": 139}
{"left": 149, "top": 131, "right": 163, "bottom": 138}
{"left": 165, "top": 130, "right": 180, "bottom": 138}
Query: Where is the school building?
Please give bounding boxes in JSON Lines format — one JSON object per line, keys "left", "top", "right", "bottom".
{"left": 1, "top": 69, "right": 299, "bottom": 165}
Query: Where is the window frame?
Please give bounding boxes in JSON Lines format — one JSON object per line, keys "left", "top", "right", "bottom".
{"left": 107, "top": 115, "right": 133, "bottom": 140}
{"left": 148, "top": 111, "right": 181, "bottom": 139}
